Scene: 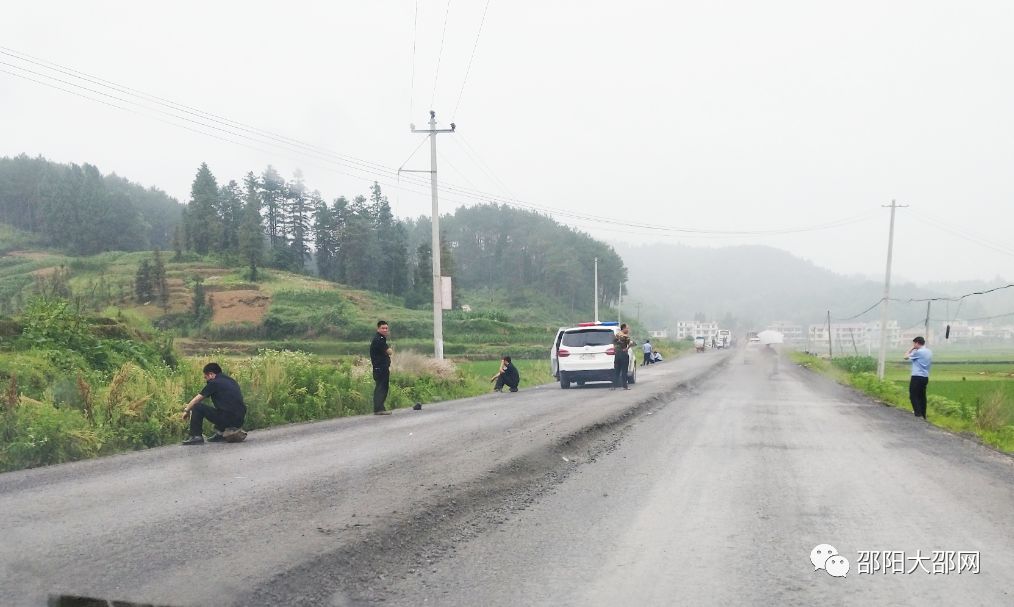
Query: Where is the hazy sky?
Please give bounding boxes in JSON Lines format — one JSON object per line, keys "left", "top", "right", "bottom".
{"left": 3, "top": 1, "right": 1013, "bottom": 284}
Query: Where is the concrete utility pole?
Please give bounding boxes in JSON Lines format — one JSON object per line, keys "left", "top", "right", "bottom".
{"left": 924, "top": 301, "right": 931, "bottom": 342}
{"left": 617, "top": 284, "right": 622, "bottom": 325}
{"left": 876, "top": 199, "right": 907, "bottom": 379}
{"left": 594, "top": 257, "right": 599, "bottom": 322}
{"left": 827, "top": 310, "right": 833, "bottom": 359}
{"left": 410, "top": 111, "right": 455, "bottom": 360}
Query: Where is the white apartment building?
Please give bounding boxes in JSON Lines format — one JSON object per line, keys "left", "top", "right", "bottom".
{"left": 766, "top": 321, "right": 805, "bottom": 344}
{"left": 675, "top": 320, "right": 719, "bottom": 340}
{"left": 808, "top": 321, "right": 902, "bottom": 354}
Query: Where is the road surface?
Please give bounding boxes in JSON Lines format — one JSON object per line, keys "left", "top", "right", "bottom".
{"left": 2, "top": 347, "right": 1012, "bottom": 606}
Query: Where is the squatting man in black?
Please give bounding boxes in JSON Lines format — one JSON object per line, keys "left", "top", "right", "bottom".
{"left": 181, "top": 362, "right": 248, "bottom": 444}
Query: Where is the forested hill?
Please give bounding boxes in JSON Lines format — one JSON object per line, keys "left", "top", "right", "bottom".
{"left": 406, "top": 205, "right": 626, "bottom": 315}
{"left": 620, "top": 242, "right": 1003, "bottom": 330}
{"left": 0, "top": 155, "right": 181, "bottom": 254}
{"left": 0, "top": 156, "right": 626, "bottom": 319}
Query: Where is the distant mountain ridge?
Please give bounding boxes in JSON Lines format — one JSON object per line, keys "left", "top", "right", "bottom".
{"left": 618, "top": 242, "right": 1010, "bottom": 332}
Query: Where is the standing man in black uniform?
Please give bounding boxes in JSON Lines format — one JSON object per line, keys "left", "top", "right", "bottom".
{"left": 181, "top": 362, "right": 247, "bottom": 444}
{"left": 613, "top": 323, "right": 633, "bottom": 390}
{"left": 371, "top": 320, "right": 393, "bottom": 415}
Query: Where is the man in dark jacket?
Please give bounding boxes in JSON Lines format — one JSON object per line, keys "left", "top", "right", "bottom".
{"left": 371, "top": 320, "right": 393, "bottom": 415}
{"left": 490, "top": 355, "right": 521, "bottom": 392}
{"left": 181, "top": 362, "right": 247, "bottom": 445}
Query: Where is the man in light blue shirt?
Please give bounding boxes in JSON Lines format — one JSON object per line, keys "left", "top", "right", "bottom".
{"left": 904, "top": 336, "right": 932, "bottom": 419}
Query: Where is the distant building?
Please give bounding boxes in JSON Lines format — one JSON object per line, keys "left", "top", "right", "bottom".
{"left": 940, "top": 321, "right": 1013, "bottom": 343}
{"left": 676, "top": 320, "right": 719, "bottom": 341}
{"left": 766, "top": 321, "right": 805, "bottom": 344}
{"left": 807, "top": 321, "right": 902, "bottom": 355}
{"left": 648, "top": 329, "right": 669, "bottom": 339}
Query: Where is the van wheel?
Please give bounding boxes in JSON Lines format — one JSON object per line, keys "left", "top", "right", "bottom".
{"left": 560, "top": 372, "right": 571, "bottom": 389}
{"left": 628, "top": 370, "right": 636, "bottom": 384}
{"left": 576, "top": 380, "right": 585, "bottom": 386}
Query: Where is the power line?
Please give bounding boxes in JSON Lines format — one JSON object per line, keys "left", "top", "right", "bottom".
{"left": 833, "top": 299, "right": 885, "bottom": 321}
{"left": 835, "top": 283, "right": 1014, "bottom": 322}
{"left": 451, "top": 0, "right": 492, "bottom": 119}
{"left": 454, "top": 132, "right": 516, "bottom": 197}
{"left": 408, "top": 0, "right": 419, "bottom": 121}
{"left": 931, "top": 311, "right": 1014, "bottom": 322}
{"left": 909, "top": 210, "right": 1014, "bottom": 258}
{"left": 0, "top": 46, "right": 882, "bottom": 239}
{"left": 430, "top": 0, "right": 453, "bottom": 110}
{"left": 890, "top": 283, "right": 1014, "bottom": 303}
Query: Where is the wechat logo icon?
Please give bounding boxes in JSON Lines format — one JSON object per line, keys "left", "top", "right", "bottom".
{"left": 811, "top": 544, "right": 850, "bottom": 578}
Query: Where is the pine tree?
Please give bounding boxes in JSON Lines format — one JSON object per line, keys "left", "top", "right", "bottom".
{"left": 152, "top": 248, "right": 170, "bottom": 313}
{"left": 284, "top": 171, "right": 310, "bottom": 271}
{"left": 135, "top": 259, "right": 154, "bottom": 303}
{"left": 218, "top": 180, "right": 243, "bottom": 254}
{"left": 238, "top": 172, "right": 264, "bottom": 281}
{"left": 259, "top": 166, "right": 285, "bottom": 250}
{"left": 172, "top": 224, "right": 184, "bottom": 261}
{"left": 312, "top": 193, "right": 337, "bottom": 281}
{"left": 185, "top": 163, "right": 221, "bottom": 255}
{"left": 191, "top": 275, "right": 208, "bottom": 322}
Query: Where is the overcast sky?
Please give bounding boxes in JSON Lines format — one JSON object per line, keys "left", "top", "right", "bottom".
{"left": 3, "top": 1, "right": 1013, "bottom": 284}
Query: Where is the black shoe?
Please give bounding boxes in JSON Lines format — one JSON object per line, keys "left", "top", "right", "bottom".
{"left": 412, "top": 402, "right": 422, "bottom": 410}
{"left": 182, "top": 435, "right": 205, "bottom": 445}
{"left": 207, "top": 432, "right": 226, "bottom": 443}
{"left": 509, "top": 387, "right": 519, "bottom": 392}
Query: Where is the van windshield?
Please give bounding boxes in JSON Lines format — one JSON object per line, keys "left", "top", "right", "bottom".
{"left": 562, "top": 329, "right": 615, "bottom": 348}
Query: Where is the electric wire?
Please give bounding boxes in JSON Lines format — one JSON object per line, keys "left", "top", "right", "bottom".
{"left": 408, "top": 0, "right": 419, "bottom": 121}
{"left": 451, "top": 0, "right": 492, "bottom": 119}
{"left": 890, "top": 283, "right": 1014, "bottom": 303}
{"left": 430, "top": 0, "right": 453, "bottom": 110}
{"left": 833, "top": 298, "right": 886, "bottom": 321}
{"left": 835, "top": 284, "right": 1014, "bottom": 323}
{"left": 0, "top": 47, "right": 887, "bottom": 238}
{"left": 909, "top": 210, "right": 1014, "bottom": 258}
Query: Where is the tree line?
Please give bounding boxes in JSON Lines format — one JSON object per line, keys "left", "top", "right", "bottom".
{"left": 0, "top": 154, "right": 180, "bottom": 254}
{"left": 1, "top": 155, "right": 628, "bottom": 315}
{"left": 182, "top": 163, "right": 627, "bottom": 313}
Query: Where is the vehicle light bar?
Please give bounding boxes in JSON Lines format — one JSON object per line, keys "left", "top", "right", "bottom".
{"left": 576, "top": 321, "right": 620, "bottom": 327}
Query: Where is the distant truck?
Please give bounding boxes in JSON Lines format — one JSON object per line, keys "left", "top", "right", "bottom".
{"left": 716, "top": 329, "right": 731, "bottom": 349}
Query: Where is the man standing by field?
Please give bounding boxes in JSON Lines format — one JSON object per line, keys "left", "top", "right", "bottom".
{"left": 181, "top": 362, "right": 247, "bottom": 444}
{"left": 904, "top": 336, "right": 933, "bottom": 419}
{"left": 371, "top": 320, "right": 393, "bottom": 415}
{"left": 642, "top": 339, "right": 653, "bottom": 366}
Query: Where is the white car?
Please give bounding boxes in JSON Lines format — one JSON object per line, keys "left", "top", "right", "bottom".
{"left": 550, "top": 322, "right": 636, "bottom": 389}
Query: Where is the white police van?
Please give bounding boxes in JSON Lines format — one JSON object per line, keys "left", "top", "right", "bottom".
{"left": 550, "top": 322, "right": 636, "bottom": 389}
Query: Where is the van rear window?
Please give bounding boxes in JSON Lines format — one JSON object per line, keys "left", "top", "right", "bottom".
{"left": 562, "top": 329, "right": 614, "bottom": 347}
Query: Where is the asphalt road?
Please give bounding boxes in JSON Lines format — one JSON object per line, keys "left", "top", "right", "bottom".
{"left": 2, "top": 348, "right": 1013, "bottom": 606}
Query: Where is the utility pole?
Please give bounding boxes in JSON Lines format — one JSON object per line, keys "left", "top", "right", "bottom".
{"left": 924, "top": 301, "right": 931, "bottom": 342}
{"left": 617, "top": 284, "right": 622, "bottom": 325}
{"left": 827, "top": 310, "right": 833, "bottom": 359}
{"left": 876, "top": 199, "right": 907, "bottom": 379}
{"left": 410, "top": 111, "right": 455, "bottom": 360}
{"left": 593, "top": 257, "right": 599, "bottom": 322}
{"left": 635, "top": 302, "right": 642, "bottom": 324}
